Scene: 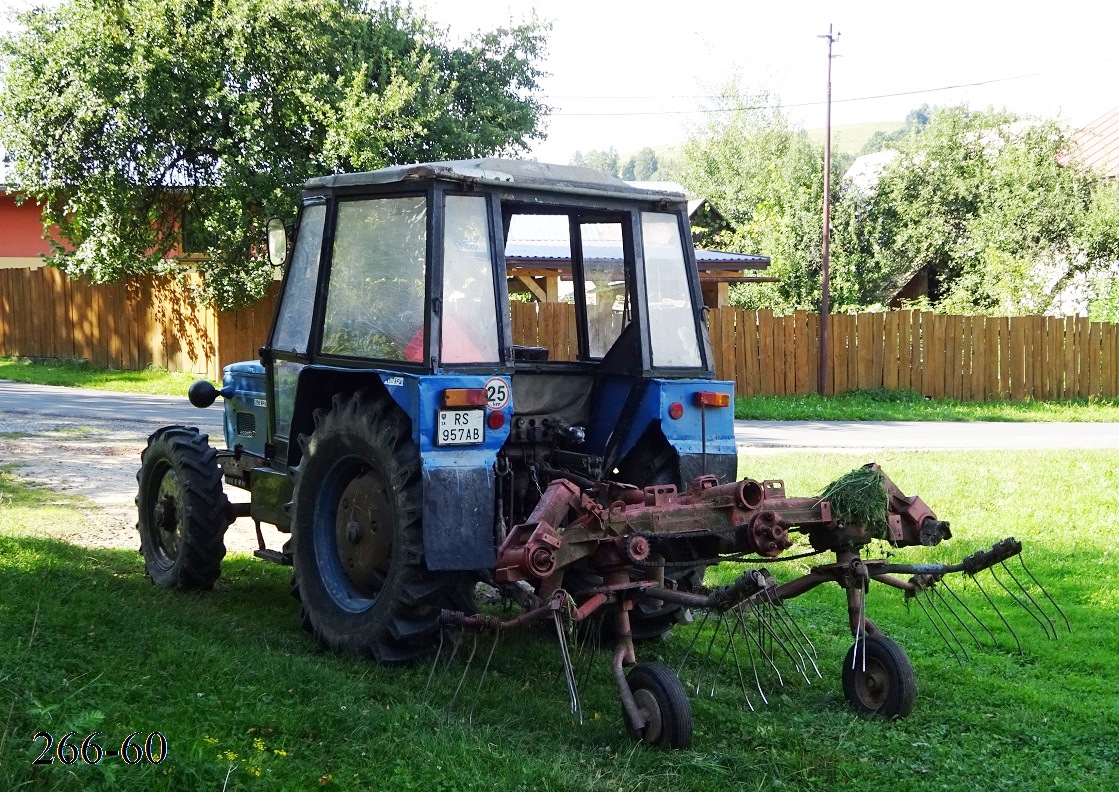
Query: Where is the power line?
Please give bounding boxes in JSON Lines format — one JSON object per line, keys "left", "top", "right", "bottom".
{"left": 546, "top": 62, "right": 1118, "bottom": 117}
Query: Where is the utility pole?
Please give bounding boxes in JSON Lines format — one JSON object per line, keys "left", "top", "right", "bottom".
{"left": 817, "top": 24, "right": 838, "bottom": 396}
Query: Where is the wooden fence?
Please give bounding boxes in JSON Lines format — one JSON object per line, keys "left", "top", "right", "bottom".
{"left": 2, "top": 267, "right": 1116, "bottom": 400}
{"left": 0, "top": 267, "right": 277, "bottom": 380}
{"left": 509, "top": 303, "right": 1119, "bottom": 400}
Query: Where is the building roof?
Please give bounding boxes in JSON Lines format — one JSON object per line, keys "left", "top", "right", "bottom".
{"left": 1070, "top": 106, "right": 1119, "bottom": 179}
{"left": 505, "top": 241, "right": 768, "bottom": 270}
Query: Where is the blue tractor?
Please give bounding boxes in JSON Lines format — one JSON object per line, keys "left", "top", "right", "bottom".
{"left": 137, "top": 160, "right": 1041, "bottom": 748}
{"left": 138, "top": 160, "right": 734, "bottom": 645}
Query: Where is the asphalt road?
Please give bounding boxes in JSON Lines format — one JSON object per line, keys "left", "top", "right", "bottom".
{"left": 3, "top": 379, "right": 1119, "bottom": 450}
{"left": 0, "top": 380, "right": 224, "bottom": 436}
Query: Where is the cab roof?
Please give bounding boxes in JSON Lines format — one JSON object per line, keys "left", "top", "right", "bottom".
{"left": 303, "top": 158, "right": 687, "bottom": 205}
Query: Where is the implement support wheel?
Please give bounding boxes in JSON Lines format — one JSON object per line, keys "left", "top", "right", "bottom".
{"left": 842, "top": 633, "right": 917, "bottom": 718}
{"left": 625, "top": 662, "right": 693, "bottom": 749}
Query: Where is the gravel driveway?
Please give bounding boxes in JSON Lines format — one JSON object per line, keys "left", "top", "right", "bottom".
{"left": 0, "top": 389, "right": 276, "bottom": 553}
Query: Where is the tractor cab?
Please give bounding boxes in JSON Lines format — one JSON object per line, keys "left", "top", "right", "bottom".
{"left": 218, "top": 160, "right": 736, "bottom": 571}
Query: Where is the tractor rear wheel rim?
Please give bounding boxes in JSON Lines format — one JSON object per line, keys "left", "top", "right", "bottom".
{"left": 313, "top": 455, "right": 392, "bottom": 613}
{"left": 334, "top": 468, "right": 392, "bottom": 596}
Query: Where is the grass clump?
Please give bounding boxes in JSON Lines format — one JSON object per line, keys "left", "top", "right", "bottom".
{"left": 819, "top": 464, "right": 889, "bottom": 538}
{"left": 735, "top": 388, "right": 1119, "bottom": 422}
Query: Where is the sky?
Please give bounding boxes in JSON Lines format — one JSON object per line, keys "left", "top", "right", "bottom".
{"left": 418, "top": 0, "right": 1119, "bottom": 162}
{"left": 3, "top": 0, "right": 1118, "bottom": 164}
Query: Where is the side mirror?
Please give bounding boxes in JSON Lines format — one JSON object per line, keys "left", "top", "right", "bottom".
{"left": 266, "top": 217, "right": 288, "bottom": 267}
{"left": 188, "top": 380, "right": 220, "bottom": 408}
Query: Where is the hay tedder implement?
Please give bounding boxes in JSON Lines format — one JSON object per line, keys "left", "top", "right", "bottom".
{"left": 436, "top": 464, "right": 1066, "bottom": 748}
{"left": 138, "top": 159, "right": 1065, "bottom": 749}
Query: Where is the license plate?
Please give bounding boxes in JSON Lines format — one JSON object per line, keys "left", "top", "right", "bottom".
{"left": 436, "top": 409, "right": 484, "bottom": 446}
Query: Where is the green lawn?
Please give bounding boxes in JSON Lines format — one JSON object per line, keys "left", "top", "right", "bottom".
{"left": 2, "top": 450, "right": 1116, "bottom": 790}
{"left": 735, "top": 389, "right": 1119, "bottom": 422}
{"left": 0, "top": 357, "right": 199, "bottom": 396}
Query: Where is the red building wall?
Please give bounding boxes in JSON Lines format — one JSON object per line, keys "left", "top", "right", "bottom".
{"left": 0, "top": 190, "right": 50, "bottom": 258}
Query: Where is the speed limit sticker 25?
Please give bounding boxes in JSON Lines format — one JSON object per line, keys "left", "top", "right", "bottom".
{"left": 484, "top": 377, "right": 510, "bottom": 410}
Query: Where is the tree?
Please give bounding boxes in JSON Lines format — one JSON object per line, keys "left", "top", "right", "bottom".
{"left": 831, "top": 105, "right": 1119, "bottom": 313}
{"left": 678, "top": 86, "right": 835, "bottom": 311}
{"left": 571, "top": 147, "right": 619, "bottom": 178}
{"left": 620, "top": 147, "right": 658, "bottom": 181}
{"left": 0, "top": 0, "right": 549, "bottom": 308}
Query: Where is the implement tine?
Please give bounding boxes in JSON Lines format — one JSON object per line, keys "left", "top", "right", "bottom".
{"left": 447, "top": 633, "right": 480, "bottom": 714}
{"left": 426, "top": 629, "right": 463, "bottom": 706}
{"left": 1000, "top": 562, "right": 1057, "bottom": 640}
{"left": 931, "top": 584, "right": 981, "bottom": 650}
{"left": 753, "top": 598, "right": 811, "bottom": 683}
{"left": 729, "top": 626, "right": 756, "bottom": 715}
{"left": 973, "top": 573, "right": 1022, "bottom": 653}
{"left": 576, "top": 612, "right": 603, "bottom": 694}
{"left": 776, "top": 596, "right": 818, "bottom": 661}
{"left": 553, "top": 612, "right": 582, "bottom": 721}
{"left": 1017, "top": 555, "right": 1071, "bottom": 634}
{"left": 425, "top": 629, "right": 447, "bottom": 697}
{"left": 991, "top": 563, "right": 1055, "bottom": 640}
{"left": 724, "top": 614, "right": 756, "bottom": 712}
{"left": 927, "top": 585, "right": 970, "bottom": 661}
{"left": 762, "top": 588, "right": 818, "bottom": 680}
{"left": 707, "top": 612, "right": 739, "bottom": 698}
{"left": 466, "top": 631, "right": 501, "bottom": 725}
{"left": 738, "top": 606, "right": 784, "bottom": 687}
{"left": 941, "top": 576, "right": 999, "bottom": 649}
{"left": 913, "top": 589, "right": 963, "bottom": 664}
{"left": 732, "top": 607, "right": 770, "bottom": 704}
{"left": 677, "top": 609, "right": 711, "bottom": 684}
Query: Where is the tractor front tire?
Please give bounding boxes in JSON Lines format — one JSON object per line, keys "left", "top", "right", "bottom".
{"left": 136, "top": 426, "right": 230, "bottom": 590}
{"left": 619, "top": 433, "right": 707, "bottom": 641}
{"left": 290, "top": 389, "right": 469, "bottom": 663}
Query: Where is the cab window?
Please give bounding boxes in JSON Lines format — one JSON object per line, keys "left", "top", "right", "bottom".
{"left": 321, "top": 196, "right": 428, "bottom": 360}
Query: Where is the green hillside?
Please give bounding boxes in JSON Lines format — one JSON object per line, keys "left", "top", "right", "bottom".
{"left": 805, "top": 121, "right": 903, "bottom": 156}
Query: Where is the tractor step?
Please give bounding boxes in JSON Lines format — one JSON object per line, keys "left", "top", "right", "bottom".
{"left": 253, "top": 548, "right": 291, "bottom": 566}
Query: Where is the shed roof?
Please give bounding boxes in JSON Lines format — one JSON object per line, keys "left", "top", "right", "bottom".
{"left": 505, "top": 241, "right": 768, "bottom": 270}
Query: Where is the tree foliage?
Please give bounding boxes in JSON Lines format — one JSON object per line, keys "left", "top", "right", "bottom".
{"left": 677, "top": 87, "right": 833, "bottom": 311}
{"left": 831, "top": 106, "right": 1119, "bottom": 313}
{"left": 0, "top": 0, "right": 549, "bottom": 308}
{"left": 570, "top": 147, "right": 619, "bottom": 178}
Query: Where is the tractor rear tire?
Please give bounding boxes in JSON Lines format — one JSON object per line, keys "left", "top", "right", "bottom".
{"left": 290, "top": 388, "right": 469, "bottom": 663}
{"left": 624, "top": 662, "right": 693, "bottom": 749}
{"left": 619, "top": 433, "right": 707, "bottom": 641}
{"left": 136, "top": 426, "right": 230, "bottom": 591}
{"left": 841, "top": 633, "right": 917, "bottom": 718}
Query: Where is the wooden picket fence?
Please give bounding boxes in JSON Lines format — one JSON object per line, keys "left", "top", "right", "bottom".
{"left": 2, "top": 267, "right": 1116, "bottom": 400}
{"left": 510, "top": 303, "right": 1119, "bottom": 400}
{"left": 0, "top": 267, "right": 277, "bottom": 380}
